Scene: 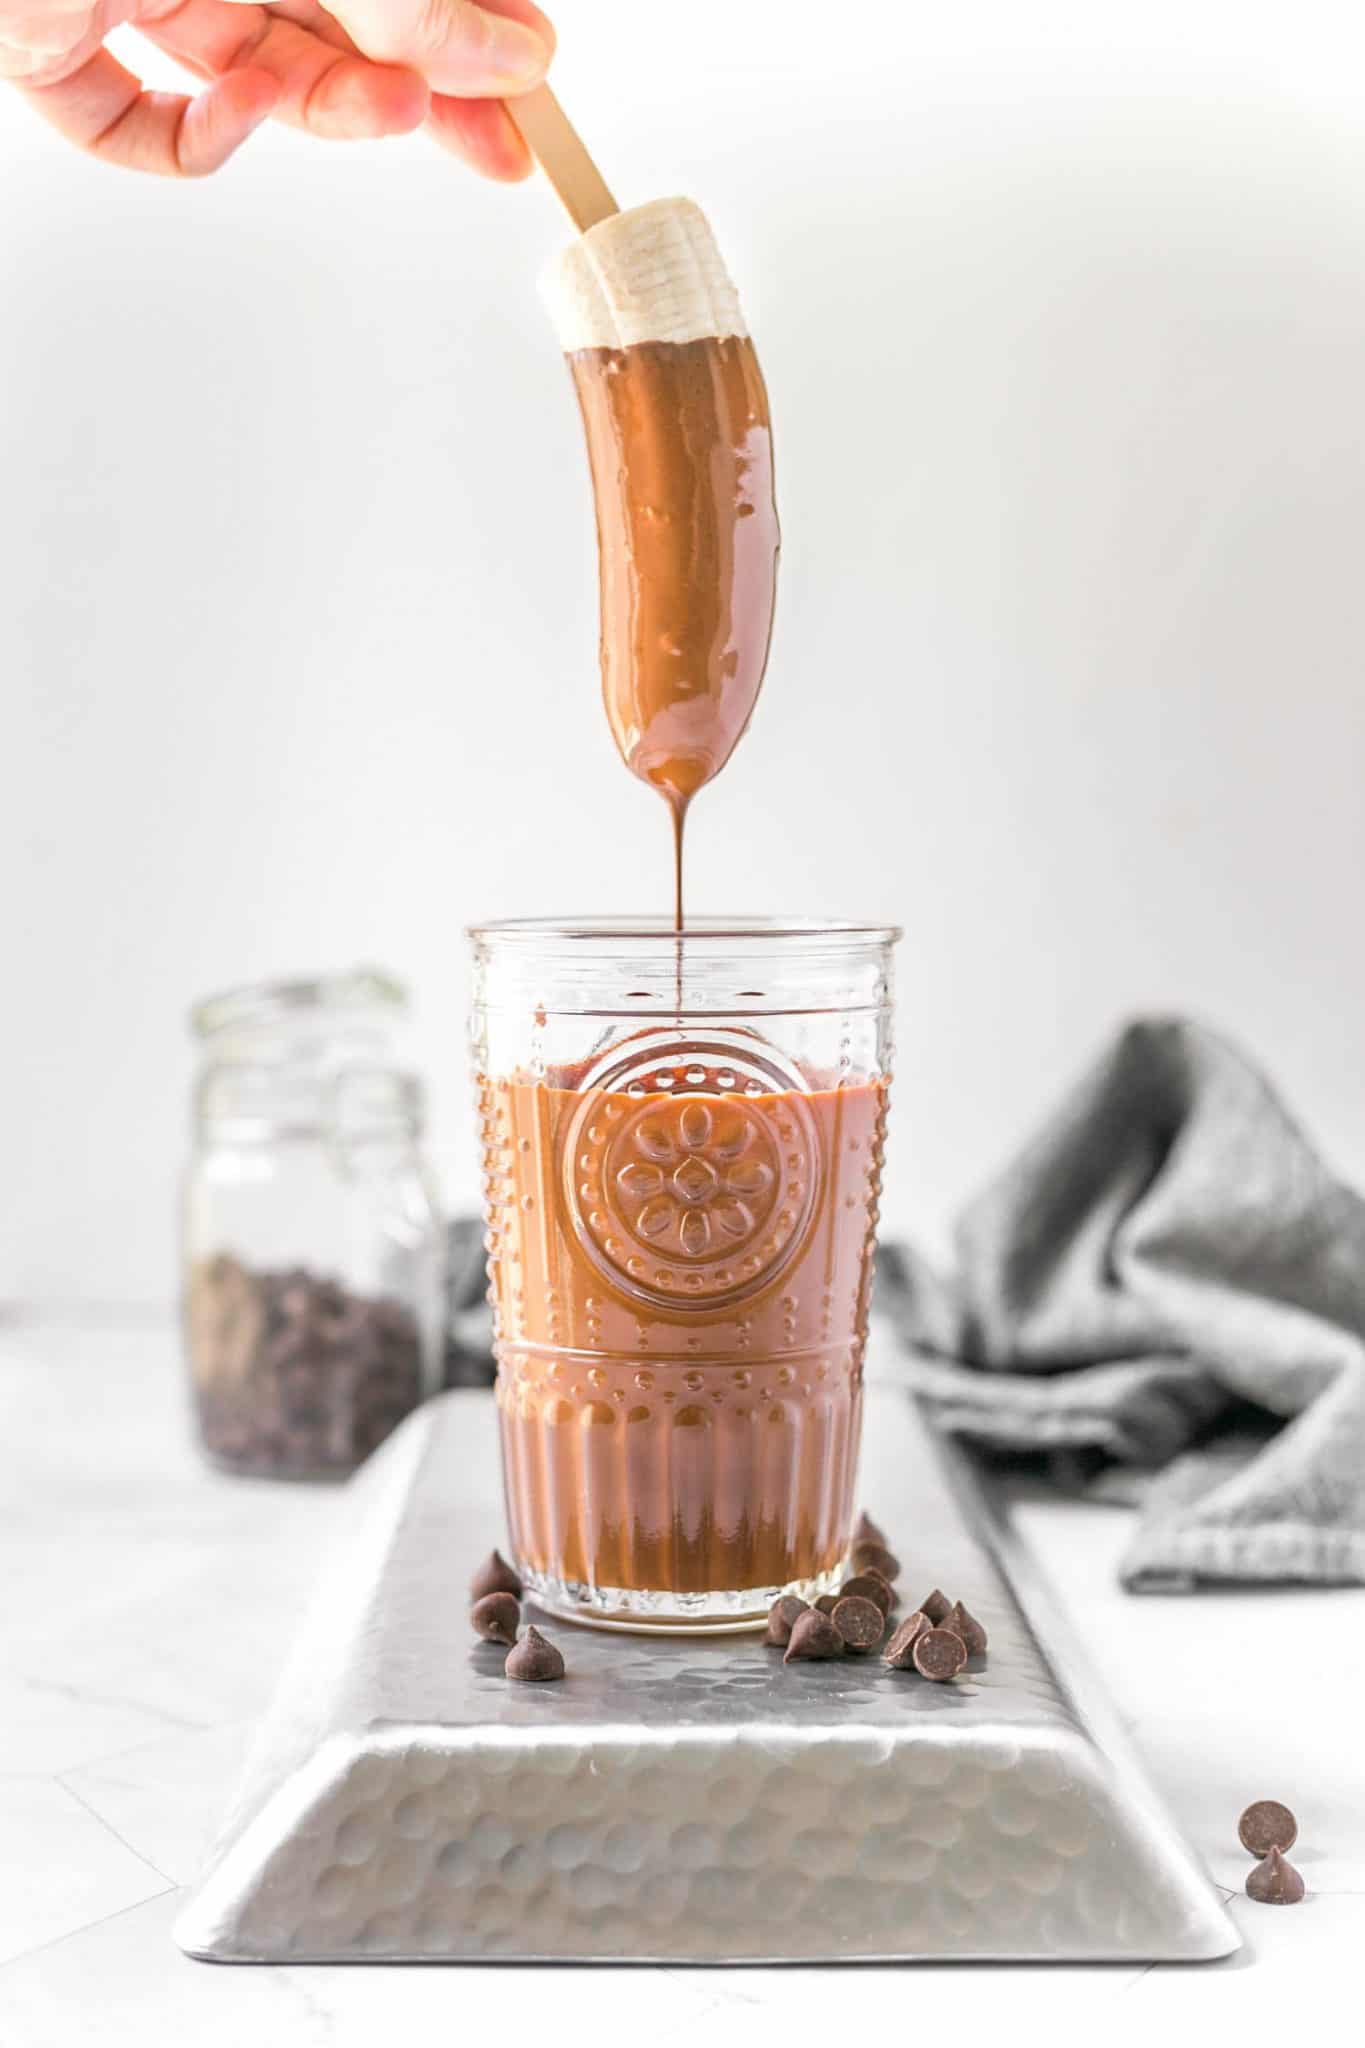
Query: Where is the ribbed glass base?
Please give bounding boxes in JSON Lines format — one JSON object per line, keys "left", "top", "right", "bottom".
{"left": 519, "top": 1559, "right": 850, "bottom": 1635}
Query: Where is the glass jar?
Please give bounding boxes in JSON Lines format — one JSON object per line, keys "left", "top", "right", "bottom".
{"left": 468, "top": 918, "right": 899, "bottom": 1631}
{"left": 182, "top": 969, "right": 446, "bottom": 1478}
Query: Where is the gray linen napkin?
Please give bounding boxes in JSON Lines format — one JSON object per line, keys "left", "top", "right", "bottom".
{"left": 878, "top": 1017, "right": 1365, "bottom": 1590}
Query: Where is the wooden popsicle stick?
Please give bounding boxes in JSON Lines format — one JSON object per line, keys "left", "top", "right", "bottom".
{"left": 506, "top": 84, "right": 619, "bottom": 233}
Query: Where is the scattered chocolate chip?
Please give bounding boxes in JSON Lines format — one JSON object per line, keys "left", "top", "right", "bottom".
{"left": 832, "top": 1595, "right": 885, "bottom": 1652}
{"left": 852, "top": 1509, "right": 887, "bottom": 1550}
{"left": 945, "top": 1599, "right": 988, "bottom": 1657}
{"left": 840, "top": 1572, "right": 892, "bottom": 1618}
{"left": 917, "top": 1587, "right": 952, "bottom": 1625}
{"left": 1238, "top": 1800, "right": 1298, "bottom": 1857}
{"left": 1246, "top": 1845, "right": 1305, "bottom": 1905}
{"left": 470, "top": 1549, "right": 523, "bottom": 1603}
{"left": 470, "top": 1591, "right": 520, "bottom": 1646}
{"left": 814, "top": 1594, "right": 840, "bottom": 1615}
{"left": 849, "top": 1541, "right": 901, "bottom": 1584}
{"left": 912, "top": 1626, "right": 968, "bottom": 1682}
{"left": 882, "top": 1611, "right": 931, "bottom": 1668}
{"left": 783, "top": 1608, "right": 845, "bottom": 1663}
{"left": 504, "top": 1624, "right": 565, "bottom": 1683}
{"left": 764, "top": 1594, "right": 809, "bottom": 1647}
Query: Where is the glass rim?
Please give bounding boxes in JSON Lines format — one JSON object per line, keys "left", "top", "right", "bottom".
{"left": 466, "top": 916, "right": 902, "bottom": 946}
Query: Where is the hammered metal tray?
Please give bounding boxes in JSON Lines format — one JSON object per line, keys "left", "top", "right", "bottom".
{"left": 175, "top": 1374, "right": 1238, "bottom": 1964}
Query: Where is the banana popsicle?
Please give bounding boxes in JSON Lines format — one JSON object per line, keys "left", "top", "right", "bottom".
{"left": 543, "top": 198, "right": 781, "bottom": 924}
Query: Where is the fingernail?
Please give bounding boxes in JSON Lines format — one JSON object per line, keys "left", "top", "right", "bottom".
{"left": 481, "top": 15, "right": 552, "bottom": 90}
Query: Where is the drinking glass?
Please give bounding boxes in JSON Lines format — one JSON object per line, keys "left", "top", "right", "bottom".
{"left": 468, "top": 918, "right": 898, "bottom": 1630}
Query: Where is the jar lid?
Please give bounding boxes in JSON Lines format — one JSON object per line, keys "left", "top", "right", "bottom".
{"left": 192, "top": 968, "right": 407, "bottom": 1040}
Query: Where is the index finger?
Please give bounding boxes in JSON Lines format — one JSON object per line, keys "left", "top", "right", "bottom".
{"left": 139, "top": 1, "right": 428, "bottom": 142}
{"left": 19, "top": 42, "right": 279, "bottom": 173}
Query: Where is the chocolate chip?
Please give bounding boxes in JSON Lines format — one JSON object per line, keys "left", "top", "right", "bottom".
{"left": 470, "top": 1591, "right": 520, "bottom": 1646}
{"left": 853, "top": 1509, "right": 887, "bottom": 1550}
{"left": 814, "top": 1594, "right": 839, "bottom": 1615}
{"left": 1246, "top": 1845, "right": 1305, "bottom": 1905}
{"left": 1238, "top": 1800, "right": 1298, "bottom": 1857}
{"left": 882, "top": 1611, "right": 931, "bottom": 1669}
{"left": 470, "top": 1549, "right": 523, "bottom": 1603}
{"left": 783, "top": 1608, "right": 845, "bottom": 1662}
{"left": 504, "top": 1624, "right": 564, "bottom": 1682}
{"left": 764, "top": 1594, "right": 809, "bottom": 1647}
{"left": 917, "top": 1587, "right": 952, "bottom": 1625}
{"left": 840, "top": 1572, "right": 892, "bottom": 1618}
{"left": 912, "top": 1626, "right": 967, "bottom": 1682}
{"left": 945, "top": 1599, "right": 988, "bottom": 1657}
{"left": 849, "top": 1541, "right": 900, "bottom": 1584}
{"left": 832, "top": 1595, "right": 885, "bottom": 1652}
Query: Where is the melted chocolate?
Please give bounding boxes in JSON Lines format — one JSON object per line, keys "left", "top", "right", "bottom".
{"left": 483, "top": 1067, "right": 886, "bottom": 1599}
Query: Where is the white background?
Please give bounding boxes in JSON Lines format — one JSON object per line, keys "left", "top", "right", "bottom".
{"left": 4, "top": 0, "right": 1365, "bottom": 1306}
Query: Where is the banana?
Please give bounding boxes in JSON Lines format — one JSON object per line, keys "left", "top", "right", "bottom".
{"left": 542, "top": 196, "right": 748, "bottom": 353}
{"left": 543, "top": 193, "right": 778, "bottom": 928}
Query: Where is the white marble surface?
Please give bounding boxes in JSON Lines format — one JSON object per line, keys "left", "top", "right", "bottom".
{"left": 2, "top": 1318, "right": 1361, "bottom": 2043}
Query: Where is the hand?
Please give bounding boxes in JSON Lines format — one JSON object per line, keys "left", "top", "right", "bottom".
{"left": 2, "top": 0, "right": 554, "bottom": 177}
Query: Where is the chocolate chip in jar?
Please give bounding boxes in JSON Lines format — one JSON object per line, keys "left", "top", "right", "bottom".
{"left": 187, "top": 1256, "right": 424, "bottom": 1478}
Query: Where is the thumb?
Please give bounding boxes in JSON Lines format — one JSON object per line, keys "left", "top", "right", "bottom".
{"left": 329, "top": 0, "right": 552, "bottom": 98}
